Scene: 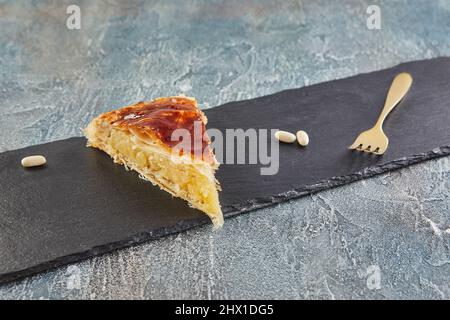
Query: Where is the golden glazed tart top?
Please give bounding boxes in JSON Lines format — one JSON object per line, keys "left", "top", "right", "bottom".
{"left": 99, "top": 97, "right": 215, "bottom": 164}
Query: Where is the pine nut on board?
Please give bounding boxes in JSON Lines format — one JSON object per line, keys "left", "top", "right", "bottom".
{"left": 296, "top": 130, "right": 309, "bottom": 146}
{"left": 274, "top": 130, "right": 296, "bottom": 143}
{"left": 21, "top": 155, "right": 46, "bottom": 167}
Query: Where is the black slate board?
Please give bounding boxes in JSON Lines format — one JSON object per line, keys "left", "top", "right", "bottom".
{"left": 1, "top": 58, "right": 449, "bottom": 284}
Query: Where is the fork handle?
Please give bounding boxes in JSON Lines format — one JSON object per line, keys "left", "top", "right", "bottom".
{"left": 375, "top": 72, "right": 413, "bottom": 129}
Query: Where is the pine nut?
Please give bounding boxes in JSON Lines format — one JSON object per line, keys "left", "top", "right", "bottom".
{"left": 21, "top": 155, "right": 46, "bottom": 167}
{"left": 275, "top": 130, "right": 296, "bottom": 143}
{"left": 296, "top": 130, "right": 309, "bottom": 146}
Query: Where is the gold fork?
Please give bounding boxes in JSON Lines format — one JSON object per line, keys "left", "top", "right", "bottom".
{"left": 348, "top": 72, "right": 413, "bottom": 155}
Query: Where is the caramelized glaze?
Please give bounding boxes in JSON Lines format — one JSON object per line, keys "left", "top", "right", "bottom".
{"left": 109, "top": 97, "right": 213, "bottom": 162}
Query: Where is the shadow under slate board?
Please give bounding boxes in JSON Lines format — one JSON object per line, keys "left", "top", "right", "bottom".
{"left": 1, "top": 58, "right": 450, "bottom": 284}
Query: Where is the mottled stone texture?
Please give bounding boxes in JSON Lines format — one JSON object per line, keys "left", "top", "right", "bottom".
{"left": 0, "top": 0, "right": 449, "bottom": 299}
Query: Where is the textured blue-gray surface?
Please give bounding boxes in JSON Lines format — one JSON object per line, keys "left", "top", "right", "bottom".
{"left": 0, "top": 0, "right": 449, "bottom": 299}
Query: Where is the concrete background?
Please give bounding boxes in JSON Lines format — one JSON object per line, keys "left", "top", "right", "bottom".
{"left": 0, "top": 0, "right": 449, "bottom": 299}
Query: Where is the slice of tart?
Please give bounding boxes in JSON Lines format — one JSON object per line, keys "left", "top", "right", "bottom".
{"left": 83, "top": 96, "right": 223, "bottom": 228}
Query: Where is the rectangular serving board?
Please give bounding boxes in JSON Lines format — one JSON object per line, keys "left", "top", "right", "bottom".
{"left": 0, "top": 58, "right": 449, "bottom": 284}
